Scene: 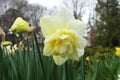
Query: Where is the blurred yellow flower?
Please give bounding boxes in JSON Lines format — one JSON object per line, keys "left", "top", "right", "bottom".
{"left": 12, "top": 44, "right": 18, "bottom": 55}
{"left": 85, "top": 56, "right": 90, "bottom": 61}
{"left": 40, "top": 6, "right": 87, "bottom": 65}
{"left": 116, "top": 47, "right": 120, "bottom": 57}
{"left": 10, "top": 17, "right": 34, "bottom": 33}
{"left": 18, "top": 41, "right": 24, "bottom": 51}
{"left": 19, "top": 41, "right": 24, "bottom": 47}
{"left": 96, "top": 59, "right": 99, "bottom": 63}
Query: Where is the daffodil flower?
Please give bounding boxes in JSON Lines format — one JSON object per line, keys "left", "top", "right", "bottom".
{"left": 40, "top": 7, "right": 87, "bottom": 65}
{"left": 18, "top": 41, "right": 24, "bottom": 50}
{"left": 1, "top": 41, "right": 18, "bottom": 55}
{"left": 10, "top": 17, "right": 34, "bottom": 33}
{"left": 12, "top": 44, "right": 18, "bottom": 55}
{"left": 1, "top": 41, "right": 12, "bottom": 55}
{"left": 116, "top": 47, "right": 120, "bottom": 57}
{"left": 85, "top": 56, "right": 90, "bottom": 62}
{"left": 1, "top": 41, "right": 12, "bottom": 46}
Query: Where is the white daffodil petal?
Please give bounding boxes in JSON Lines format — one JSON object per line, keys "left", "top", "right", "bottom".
{"left": 56, "top": 6, "right": 74, "bottom": 24}
{"left": 68, "top": 20, "right": 85, "bottom": 35}
{"left": 43, "top": 39, "right": 55, "bottom": 56}
{"left": 53, "top": 55, "right": 68, "bottom": 65}
{"left": 77, "top": 49, "right": 84, "bottom": 57}
{"left": 56, "top": 7, "right": 85, "bottom": 35}
{"left": 40, "top": 6, "right": 75, "bottom": 37}
{"left": 79, "top": 37, "right": 87, "bottom": 48}
{"left": 40, "top": 16, "right": 61, "bottom": 37}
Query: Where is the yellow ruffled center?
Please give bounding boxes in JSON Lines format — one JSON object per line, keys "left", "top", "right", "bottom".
{"left": 54, "top": 34, "right": 73, "bottom": 55}
{"left": 44, "top": 31, "right": 80, "bottom": 59}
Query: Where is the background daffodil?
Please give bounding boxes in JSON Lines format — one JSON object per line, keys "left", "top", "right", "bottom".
{"left": 1, "top": 41, "right": 12, "bottom": 46}
{"left": 11, "top": 44, "right": 18, "bottom": 55}
{"left": 40, "top": 6, "right": 87, "bottom": 65}
{"left": 10, "top": 17, "right": 35, "bottom": 33}
{"left": 116, "top": 47, "right": 120, "bottom": 57}
{"left": 1, "top": 41, "right": 12, "bottom": 55}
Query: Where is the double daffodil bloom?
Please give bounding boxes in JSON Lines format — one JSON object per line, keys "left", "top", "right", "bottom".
{"left": 10, "top": 17, "right": 34, "bottom": 33}
{"left": 40, "top": 7, "right": 87, "bottom": 65}
{"left": 116, "top": 47, "right": 120, "bottom": 57}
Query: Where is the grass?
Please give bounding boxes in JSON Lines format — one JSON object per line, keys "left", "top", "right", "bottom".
{"left": 0, "top": 33, "right": 120, "bottom": 80}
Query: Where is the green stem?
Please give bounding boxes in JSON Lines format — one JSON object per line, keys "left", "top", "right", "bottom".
{"left": 118, "top": 57, "right": 120, "bottom": 79}
{"left": 9, "top": 56, "right": 18, "bottom": 80}
{"left": 0, "top": 72, "right": 2, "bottom": 80}
{"left": 81, "top": 55, "right": 85, "bottom": 80}
{"left": 65, "top": 62, "right": 68, "bottom": 80}
{"left": 32, "top": 38, "right": 37, "bottom": 80}
{"left": 95, "top": 62, "right": 99, "bottom": 80}
{"left": 33, "top": 32, "right": 46, "bottom": 80}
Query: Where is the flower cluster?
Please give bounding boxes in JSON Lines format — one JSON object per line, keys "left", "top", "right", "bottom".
{"left": 0, "top": 7, "right": 87, "bottom": 65}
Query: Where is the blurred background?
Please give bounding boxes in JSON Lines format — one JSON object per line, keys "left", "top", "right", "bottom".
{"left": 0, "top": 0, "right": 120, "bottom": 48}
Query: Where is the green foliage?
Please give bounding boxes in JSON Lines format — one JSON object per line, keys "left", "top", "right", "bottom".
{"left": 0, "top": 49, "right": 80, "bottom": 80}
{"left": 86, "top": 55, "right": 118, "bottom": 80}
{"left": 0, "top": 33, "right": 120, "bottom": 80}
{"left": 0, "top": 33, "right": 81, "bottom": 80}
{"left": 85, "top": 47, "right": 119, "bottom": 80}
{"left": 95, "top": 0, "right": 120, "bottom": 47}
